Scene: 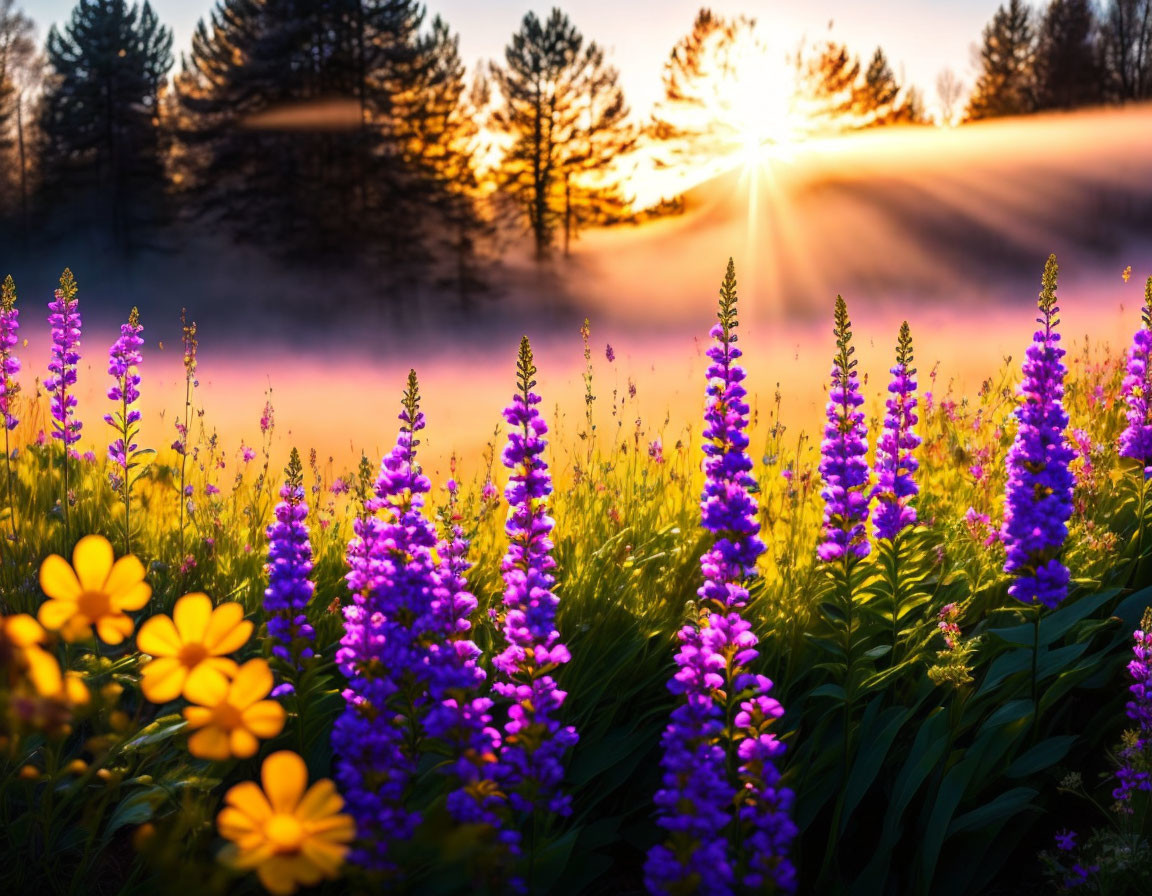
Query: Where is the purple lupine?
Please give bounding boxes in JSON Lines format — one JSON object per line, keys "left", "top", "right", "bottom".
{"left": 264, "top": 448, "right": 316, "bottom": 675}
{"left": 872, "top": 321, "right": 920, "bottom": 540}
{"left": 46, "top": 269, "right": 82, "bottom": 448}
{"left": 0, "top": 276, "right": 20, "bottom": 432}
{"left": 333, "top": 371, "right": 439, "bottom": 869}
{"left": 1114, "top": 608, "right": 1152, "bottom": 808}
{"left": 1002, "top": 255, "right": 1075, "bottom": 609}
{"left": 492, "top": 337, "right": 578, "bottom": 817}
{"left": 818, "top": 295, "right": 870, "bottom": 563}
{"left": 1119, "top": 277, "right": 1152, "bottom": 476}
{"left": 104, "top": 307, "right": 144, "bottom": 552}
{"left": 646, "top": 260, "right": 795, "bottom": 895}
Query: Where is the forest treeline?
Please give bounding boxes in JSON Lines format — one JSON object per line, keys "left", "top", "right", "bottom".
{"left": 0, "top": 0, "right": 1146, "bottom": 311}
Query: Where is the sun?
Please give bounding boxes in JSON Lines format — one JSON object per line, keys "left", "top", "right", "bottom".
{"left": 722, "top": 32, "right": 803, "bottom": 166}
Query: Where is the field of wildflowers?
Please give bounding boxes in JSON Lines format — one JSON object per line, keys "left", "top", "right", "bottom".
{"left": 2, "top": 256, "right": 1152, "bottom": 895}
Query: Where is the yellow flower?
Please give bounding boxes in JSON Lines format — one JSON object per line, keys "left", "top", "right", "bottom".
{"left": 1, "top": 613, "right": 87, "bottom": 705}
{"left": 137, "top": 594, "right": 252, "bottom": 703}
{"left": 183, "top": 658, "right": 285, "bottom": 759}
{"left": 217, "top": 751, "right": 354, "bottom": 895}
{"left": 38, "top": 536, "right": 151, "bottom": 644}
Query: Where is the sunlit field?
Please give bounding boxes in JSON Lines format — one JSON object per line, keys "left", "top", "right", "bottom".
{"left": 7, "top": 0, "right": 1152, "bottom": 893}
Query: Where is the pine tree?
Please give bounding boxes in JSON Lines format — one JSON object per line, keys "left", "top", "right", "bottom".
{"left": 966, "top": 0, "right": 1037, "bottom": 119}
{"left": 1035, "top": 0, "right": 1103, "bottom": 109}
{"left": 0, "top": 0, "right": 36, "bottom": 224}
{"left": 862, "top": 47, "right": 899, "bottom": 119}
{"left": 799, "top": 37, "right": 868, "bottom": 131}
{"left": 491, "top": 8, "right": 632, "bottom": 260}
{"left": 1100, "top": 0, "right": 1152, "bottom": 100}
{"left": 39, "top": 0, "right": 172, "bottom": 253}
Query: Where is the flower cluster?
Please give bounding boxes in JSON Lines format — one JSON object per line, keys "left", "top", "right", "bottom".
{"left": 1002, "top": 255, "right": 1075, "bottom": 609}
{"left": 45, "top": 269, "right": 82, "bottom": 447}
{"left": 105, "top": 308, "right": 144, "bottom": 488}
{"left": 264, "top": 449, "right": 316, "bottom": 671}
{"left": 1114, "top": 609, "right": 1152, "bottom": 808}
{"left": 818, "top": 295, "right": 870, "bottom": 563}
{"left": 1119, "top": 277, "right": 1152, "bottom": 476}
{"left": 872, "top": 321, "right": 920, "bottom": 540}
{"left": 492, "top": 338, "right": 578, "bottom": 816}
{"left": 0, "top": 276, "right": 20, "bottom": 432}
{"left": 332, "top": 371, "right": 447, "bottom": 869}
{"left": 647, "top": 261, "right": 795, "bottom": 895}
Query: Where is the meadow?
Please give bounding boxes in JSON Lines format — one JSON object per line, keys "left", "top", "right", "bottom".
{"left": 2, "top": 254, "right": 1152, "bottom": 896}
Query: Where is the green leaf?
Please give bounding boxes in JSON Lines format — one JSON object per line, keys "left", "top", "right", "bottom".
{"left": 102, "top": 786, "right": 166, "bottom": 844}
{"left": 946, "top": 786, "right": 1038, "bottom": 836}
{"left": 839, "top": 702, "right": 910, "bottom": 836}
{"left": 1004, "top": 736, "right": 1076, "bottom": 778}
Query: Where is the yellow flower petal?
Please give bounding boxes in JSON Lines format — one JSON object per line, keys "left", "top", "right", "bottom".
{"left": 229, "top": 840, "right": 276, "bottom": 870}
{"left": 72, "top": 535, "right": 114, "bottom": 591}
{"left": 37, "top": 599, "right": 77, "bottom": 632}
{"left": 296, "top": 780, "right": 344, "bottom": 822}
{"left": 224, "top": 780, "right": 272, "bottom": 822}
{"left": 136, "top": 614, "right": 181, "bottom": 657}
{"left": 184, "top": 659, "right": 237, "bottom": 700}
{"left": 307, "top": 813, "right": 357, "bottom": 840}
{"left": 187, "top": 725, "right": 230, "bottom": 760}
{"left": 173, "top": 593, "right": 212, "bottom": 643}
{"left": 4, "top": 614, "right": 46, "bottom": 647}
{"left": 257, "top": 856, "right": 310, "bottom": 896}
{"left": 229, "top": 727, "right": 260, "bottom": 758}
{"left": 114, "top": 581, "right": 152, "bottom": 612}
{"left": 104, "top": 554, "right": 146, "bottom": 597}
{"left": 63, "top": 672, "right": 89, "bottom": 705}
{"left": 203, "top": 602, "right": 252, "bottom": 654}
{"left": 184, "top": 665, "right": 230, "bottom": 707}
{"left": 140, "top": 656, "right": 188, "bottom": 704}
{"left": 230, "top": 659, "right": 273, "bottom": 708}
{"left": 24, "top": 645, "right": 63, "bottom": 697}
{"left": 59, "top": 614, "right": 93, "bottom": 643}
{"left": 39, "top": 554, "right": 81, "bottom": 602}
{"left": 300, "top": 837, "right": 349, "bottom": 875}
{"left": 262, "top": 751, "right": 307, "bottom": 813}
{"left": 182, "top": 705, "right": 213, "bottom": 728}
{"left": 216, "top": 805, "right": 260, "bottom": 842}
{"left": 95, "top": 614, "right": 134, "bottom": 645}
{"left": 242, "top": 700, "right": 286, "bottom": 739}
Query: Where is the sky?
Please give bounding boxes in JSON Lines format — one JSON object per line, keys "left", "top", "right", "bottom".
{"left": 25, "top": 0, "right": 998, "bottom": 115}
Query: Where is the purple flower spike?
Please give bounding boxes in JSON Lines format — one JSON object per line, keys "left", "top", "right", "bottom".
{"left": 646, "top": 261, "right": 795, "bottom": 896}
{"left": 872, "top": 322, "right": 920, "bottom": 540}
{"left": 46, "top": 269, "right": 82, "bottom": 447}
{"left": 105, "top": 308, "right": 144, "bottom": 472}
{"left": 1002, "top": 255, "right": 1074, "bottom": 609}
{"left": 0, "top": 277, "right": 21, "bottom": 432}
{"left": 818, "top": 295, "right": 871, "bottom": 563}
{"left": 264, "top": 448, "right": 316, "bottom": 668}
{"left": 332, "top": 370, "right": 441, "bottom": 870}
{"left": 1120, "top": 278, "right": 1152, "bottom": 477}
{"left": 1115, "top": 609, "right": 1152, "bottom": 808}
{"left": 493, "top": 337, "right": 578, "bottom": 818}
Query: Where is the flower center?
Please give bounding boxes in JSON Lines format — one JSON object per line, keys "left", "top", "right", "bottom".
{"left": 264, "top": 814, "right": 305, "bottom": 852}
{"left": 177, "top": 643, "right": 209, "bottom": 668}
{"left": 76, "top": 590, "right": 112, "bottom": 621}
{"left": 210, "top": 701, "right": 243, "bottom": 731}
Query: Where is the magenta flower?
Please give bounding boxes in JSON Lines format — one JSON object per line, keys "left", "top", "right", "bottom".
{"left": 818, "top": 296, "right": 870, "bottom": 563}
{"left": 46, "top": 270, "right": 82, "bottom": 448}
{"left": 0, "top": 276, "right": 20, "bottom": 432}
{"left": 492, "top": 338, "right": 578, "bottom": 817}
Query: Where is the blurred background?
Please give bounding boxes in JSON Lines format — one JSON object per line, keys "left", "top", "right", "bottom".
{"left": 0, "top": 0, "right": 1149, "bottom": 465}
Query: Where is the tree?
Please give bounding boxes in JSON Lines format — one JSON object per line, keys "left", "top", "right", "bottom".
{"left": 490, "top": 8, "right": 632, "bottom": 260}
{"left": 966, "top": 0, "right": 1037, "bottom": 120}
{"left": 39, "top": 0, "right": 173, "bottom": 252}
{"left": 858, "top": 46, "right": 924, "bottom": 125}
{"left": 1100, "top": 0, "right": 1152, "bottom": 100}
{"left": 935, "top": 67, "right": 965, "bottom": 124}
{"left": 1035, "top": 0, "right": 1103, "bottom": 109}
{"left": 0, "top": 0, "right": 37, "bottom": 226}
{"left": 799, "top": 37, "right": 867, "bottom": 130}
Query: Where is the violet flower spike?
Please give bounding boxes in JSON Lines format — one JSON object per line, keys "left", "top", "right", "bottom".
{"left": 46, "top": 269, "right": 82, "bottom": 447}
{"left": 817, "top": 295, "right": 871, "bottom": 563}
{"left": 493, "top": 337, "right": 579, "bottom": 818}
{"left": 264, "top": 448, "right": 316, "bottom": 673}
{"left": 1114, "top": 609, "right": 1152, "bottom": 808}
{"left": 1002, "top": 255, "right": 1074, "bottom": 609}
{"left": 646, "top": 260, "right": 796, "bottom": 896}
{"left": 871, "top": 321, "right": 920, "bottom": 540}
{"left": 1119, "top": 277, "right": 1152, "bottom": 477}
{"left": 0, "top": 276, "right": 20, "bottom": 432}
